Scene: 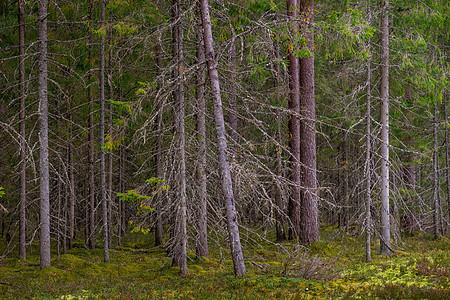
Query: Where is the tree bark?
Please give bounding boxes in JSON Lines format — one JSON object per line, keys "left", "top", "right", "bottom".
{"left": 365, "top": 48, "right": 372, "bottom": 262}
{"left": 445, "top": 97, "right": 450, "bottom": 234}
{"left": 171, "top": 0, "right": 187, "bottom": 275}
{"left": 196, "top": 20, "right": 209, "bottom": 258}
{"left": 433, "top": 103, "right": 441, "bottom": 239}
{"left": 68, "top": 119, "right": 76, "bottom": 249}
{"left": 299, "top": 0, "right": 319, "bottom": 244}
{"left": 18, "top": 0, "right": 26, "bottom": 260}
{"left": 154, "top": 1, "right": 164, "bottom": 246}
{"left": 38, "top": 0, "right": 51, "bottom": 269}
{"left": 287, "top": 0, "right": 301, "bottom": 241}
{"left": 273, "top": 19, "right": 286, "bottom": 242}
{"left": 88, "top": 0, "right": 95, "bottom": 251}
{"left": 199, "top": 0, "right": 246, "bottom": 276}
{"left": 379, "top": 0, "right": 392, "bottom": 255}
{"left": 100, "top": 0, "right": 110, "bottom": 263}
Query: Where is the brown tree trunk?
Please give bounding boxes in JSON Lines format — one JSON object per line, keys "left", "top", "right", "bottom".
{"left": 196, "top": 20, "right": 209, "bottom": 258}
{"left": 199, "top": 0, "right": 246, "bottom": 276}
{"left": 299, "top": 0, "right": 319, "bottom": 244}
{"left": 18, "top": 0, "right": 26, "bottom": 260}
{"left": 38, "top": 0, "right": 51, "bottom": 269}
{"left": 379, "top": 0, "right": 392, "bottom": 255}
{"left": 100, "top": 0, "right": 110, "bottom": 263}
{"left": 287, "top": 0, "right": 301, "bottom": 241}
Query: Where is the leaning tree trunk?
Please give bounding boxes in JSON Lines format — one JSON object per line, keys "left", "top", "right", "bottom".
{"left": 18, "top": 0, "right": 26, "bottom": 260}
{"left": 379, "top": 0, "right": 392, "bottom": 255}
{"left": 199, "top": 0, "right": 246, "bottom": 276}
{"left": 287, "top": 0, "right": 301, "bottom": 241}
{"left": 196, "top": 19, "right": 209, "bottom": 258}
{"left": 299, "top": 0, "right": 319, "bottom": 244}
{"left": 38, "top": 0, "right": 51, "bottom": 269}
{"left": 171, "top": 0, "right": 187, "bottom": 275}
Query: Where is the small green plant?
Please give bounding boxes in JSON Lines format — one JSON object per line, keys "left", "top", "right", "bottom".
{"left": 0, "top": 187, "right": 4, "bottom": 198}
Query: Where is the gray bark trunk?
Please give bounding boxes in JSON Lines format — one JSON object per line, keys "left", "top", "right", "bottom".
{"left": 100, "top": 0, "right": 110, "bottom": 263}
{"left": 299, "top": 0, "right": 319, "bottom": 244}
{"left": 154, "top": 15, "right": 164, "bottom": 246}
{"left": 445, "top": 98, "right": 450, "bottom": 233}
{"left": 379, "top": 0, "right": 392, "bottom": 255}
{"left": 196, "top": 20, "right": 209, "bottom": 258}
{"left": 287, "top": 0, "right": 301, "bottom": 241}
{"left": 433, "top": 103, "right": 441, "bottom": 239}
{"left": 88, "top": 0, "right": 95, "bottom": 250}
{"left": 365, "top": 50, "right": 372, "bottom": 262}
{"left": 38, "top": 0, "right": 51, "bottom": 269}
{"left": 199, "top": 0, "right": 246, "bottom": 276}
{"left": 19, "top": 0, "right": 26, "bottom": 260}
{"left": 172, "top": 0, "right": 187, "bottom": 275}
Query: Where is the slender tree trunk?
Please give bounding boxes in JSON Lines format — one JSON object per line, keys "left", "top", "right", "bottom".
{"left": 171, "top": 0, "right": 187, "bottom": 275}
{"left": 68, "top": 116, "right": 75, "bottom": 249}
{"left": 433, "top": 103, "right": 441, "bottom": 239}
{"left": 444, "top": 98, "right": 450, "bottom": 233}
{"left": 299, "top": 0, "right": 319, "bottom": 244}
{"left": 227, "top": 37, "right": 238, "bottom": 144}
{"left": 88, "top": 0, "right": 95, "bottom": 250}
{"left": 196, "top": 20, "right": 209, "bottom": 258}
{"left": 365, "top": 50, "right": 372, "bottom": 262}
{"left": 38, "top": 0, "right": 50, "bottom": 269}
{"left": 18, "top": 0, "right": 26, "bottom": 260}
{"left": 100, "top": 0, "right": 109, "bottom": 263}
{"left": 108, "top": 26, "right": 113, "bottom": 249}
{"left": 154, "top": 6, "right": 164, "bottom": 245}
{"left": 273, "top": 23, "right": 286, "bottom": 242}
{"left": 379, "top": 0, "right": 392, "bottom": 255}
{"left": 199, "top": 0, "right": 246, "bottom": 276}
{"left": 287, "top": 0, "right": 301, "bottom": 241}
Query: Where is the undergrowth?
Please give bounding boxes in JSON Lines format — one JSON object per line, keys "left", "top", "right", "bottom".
{"left": 0, "top": 229, "right": 449, "bottom": 299}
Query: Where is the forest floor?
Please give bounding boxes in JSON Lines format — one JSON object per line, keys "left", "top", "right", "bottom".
{"left": 0, "top": 226, "right": 449, "bottom": 299}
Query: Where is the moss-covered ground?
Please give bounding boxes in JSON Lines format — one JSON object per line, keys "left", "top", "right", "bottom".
{"left": 0, "top": 227, "right": 449, "bottom": 299}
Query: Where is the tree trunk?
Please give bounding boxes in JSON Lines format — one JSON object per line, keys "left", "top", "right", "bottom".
{"left": 433, "top": 103, "right": 441, "bottom": 239}
{"left": 273, "top": 21, "right": 286, "bottom": 242}
{"left": 379, "top": 0, "right": 392, "bottom": 255}
{"left": 68, "top": 115, "right": 75, "bottom": 249}
{"left": 100, "top": 0, "right": 109, "bottom": 263}
{"left": 227, "top": 37, "right": 238, "bottom": 144}
{"left": 445, "top": 97, "right": 450, "bottom": 233}
{"left": 365, "top": 48, "right": 372, "bottom": 262}
{"left": 171, "top": 0, "right": 187, "bottom": 275}
{"left": 199, "top": 0, "right": 246, "bottom": 276}
{"left": 196, "top": 20, "right": 209, "bottom": 258}
{"left": 154, "top": 2, "right": 164, "bottom": 245}
{"left": 287, "top": 0, "right": 301, "bottom": 241}
{"left": 88, "top": 0, "right": 95, "bottom": 251}
{"left": 18, "top": 0, "right": 26, "bottom": 260}
{"left": 108, "top": 26, "right": 113, "bottom": 249}
{"left": 299, "top": 0, "right": 319, "bottom": 244}
{"left": 38, "top": 0, "right": 51, "bottom": 269}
